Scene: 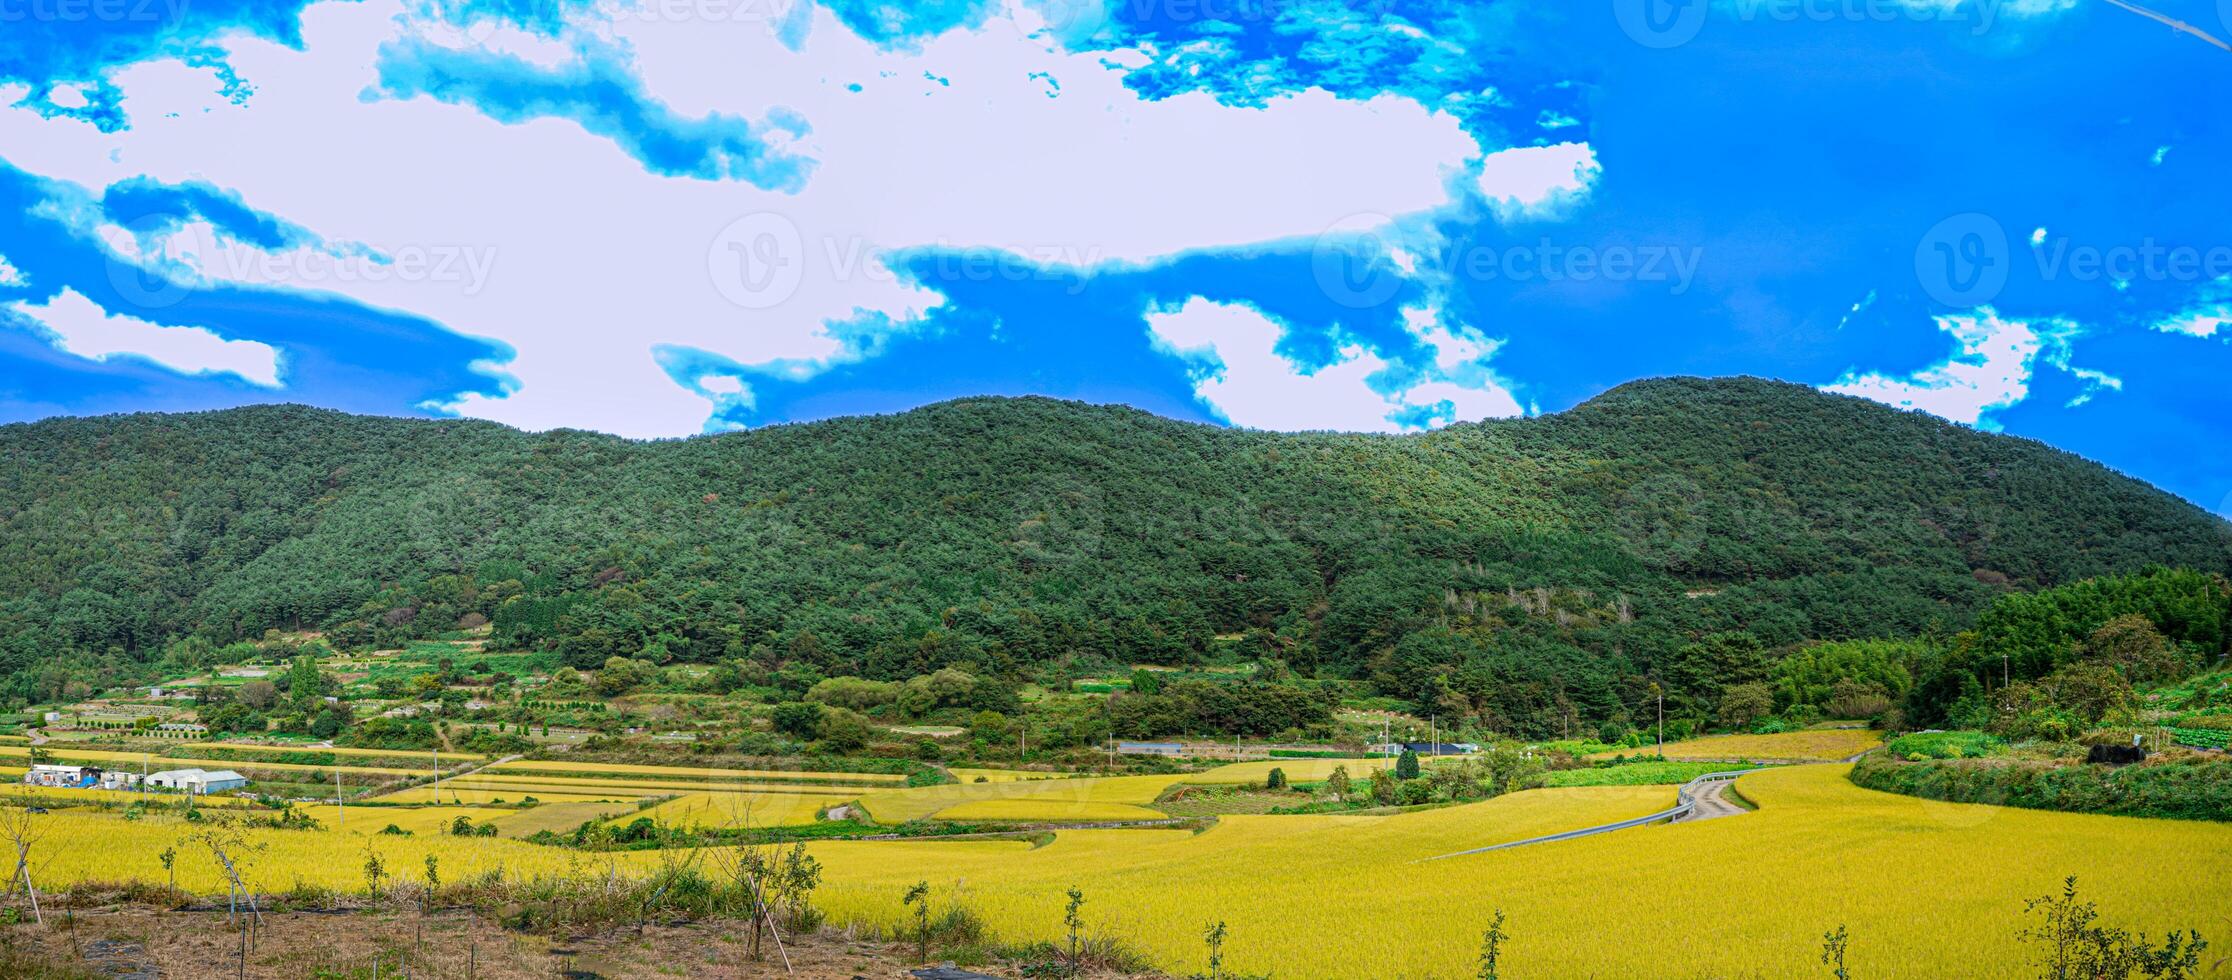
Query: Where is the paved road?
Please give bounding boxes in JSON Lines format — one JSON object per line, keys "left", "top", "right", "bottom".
{"left": 1673, "top": 776, "right": 1745, "bottom": 822}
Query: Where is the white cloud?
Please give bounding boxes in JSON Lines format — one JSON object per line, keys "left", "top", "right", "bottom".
{"left": 0, "top": 254, "right": 23, "bottom": 287}
{"left": 0, "top": 0, "right": 1482, "bottom": 437}
{"left": 1145, "top": 297, "right": 1521, "bottom": 432}
{"left": 4, "top": 286, "right": 283, "bottom": 386}
{"left": 1822, "top": 309, "right": 2102, "bottom": 430}
{"left": 2152, "top": 277, "right": 2230, "bottom": 339}
{"left": 47, "top": 83, "right": 91, "bottom": 109}
{"left": 2029, "top": 226, "right": 2047, "bottom": 247}
{"left": 1476, "top": 142, "right": 1599, "bottom": 222}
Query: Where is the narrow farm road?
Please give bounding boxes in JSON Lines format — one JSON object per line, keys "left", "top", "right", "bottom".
{"left": 1672, "top": 777, "right": 1744, "bottom": 822}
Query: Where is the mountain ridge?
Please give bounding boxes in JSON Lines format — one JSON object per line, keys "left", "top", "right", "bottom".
{"left": 3, "top": 376, "right": 2226, "bottom": 720}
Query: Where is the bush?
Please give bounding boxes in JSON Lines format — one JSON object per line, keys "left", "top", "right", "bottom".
{"left": 1850, "top": 753, "right": 2232, "bottom": 821}
{"left": 1395, "top": 750, "right": 1420, "bottom": 780}
{"left": 1885, "top": 731, "right": 2005, "bottom": 760}
{"left": 1265, "top": 767, "right": 1288, "bottom": 790}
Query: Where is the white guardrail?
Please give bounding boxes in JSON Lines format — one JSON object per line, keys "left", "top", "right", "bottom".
{"left": 1419, "top": 768, "right": 1764, "bottom": 862}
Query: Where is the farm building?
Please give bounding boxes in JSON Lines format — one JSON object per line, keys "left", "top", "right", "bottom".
{"left": 23, "top": 764, "right": 100, "bottom": 788}
{"left": 144, "top": 768, "right": 248, "bottom": 793}
{"left": 1117, "top": 741, "right": 1185, "bottom": 757}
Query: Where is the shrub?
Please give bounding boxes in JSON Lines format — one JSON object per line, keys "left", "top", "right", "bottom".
{"left": 1885, "top": 731, "right": 2005, "bottom": 760}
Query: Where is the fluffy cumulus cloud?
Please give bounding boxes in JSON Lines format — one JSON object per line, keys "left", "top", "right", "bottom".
{"left": 0, "top": 0, "right": 1484, "bottom": 437}
{"left": 1822, "top": 308, "right": 2114, "bottom": 430}
{"left": 4, "top": 287, "right": 282, "bottom": 386}
{"left": 0, "top": 254, "right": 23, "bottom": 288}
{"left": 1144, "top": 297, "right": 1521, "bottom": 432}
{"left": 1476, "top": 142, "right": 1600, "bottom": 222}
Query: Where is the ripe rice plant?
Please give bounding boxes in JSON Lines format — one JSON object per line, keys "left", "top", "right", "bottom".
{"left": 444, "top": 774, "right": 861, "bottom": 796}
{"left": 608, "top": 791, "right": 833, "bottom": 830}
{"left": 855, "top": 774, "right": 1184, "bottom": 824}
{"left": 804, "top": 766, "right": 2231, "bottom": 977}
{"left": 932, "top": 800, "right": 1165, "bottom": 822}
{"left": 485, "top": 760, "right": 905, "bottom": 784}
{"left": 1588, "top": 729, "right": 1881, "bottom": 762}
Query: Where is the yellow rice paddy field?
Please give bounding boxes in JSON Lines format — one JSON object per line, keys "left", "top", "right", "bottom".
{"left": 609, "top": 791, "right": 833, "bottom": 829}
{"left": 945, "top": 768, "right": 1067, "bottom": 783}
{"left": 1591, "top": 728, "right": 1883, "bottom": 762}
{"left": 443, "top": 773, "right": 862, "bottom": 796}
{"left": 8, "top": 763, "right": 2228, "bottom": 976}
{"left": 483, "top": 760, "right": 905, "bottom": 784}
{"left": 810, "top": 765, "right": 2232, "bottom": 977}
{"left": 932, "top": 799, "right": 1166, "bottom": 822}
{"left": 0, "top": 784, "right": 259, "bottom": 808}
{"left": 373, "top": 787, "right": 637, "bottom": 805}
{"left": 0, "top": 745, "right": 427, "bottom": 776}
{"left": 1178, "top": 757, "right": 1395, "bottom": 784}
{"left": 299, "top": 804, "right": 517, "bottom": 835}
{"left": 195, "top": 743, "right": 485, "bottom": 762}
{"left": 853, "top": 773, "right": 1183, "bottom": 824}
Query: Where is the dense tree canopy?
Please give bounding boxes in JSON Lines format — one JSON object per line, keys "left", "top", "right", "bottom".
{"left": 3, "top": 377, "right": 2227, "bottom": 729}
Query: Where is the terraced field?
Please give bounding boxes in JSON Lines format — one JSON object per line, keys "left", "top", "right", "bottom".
{"left": 853, "top": 773, "right": 1184, "bottom": 824}
{"left": 610, "top": 790, "right": 834, "bottom": 829}
{"left": 0, "top": 745, "right": 431, "bottom": 776}
{"left": 11, "top": 763, "right": 2228, "bottom": 977}
{"left": 810, "top": 765, "right": 2232, "bottom": 977}
{"left": 1588, "top": 729, "right": 1883, "bottom": 762}
{"left": 482, "top": 760, "right": 905, "bottom": 785}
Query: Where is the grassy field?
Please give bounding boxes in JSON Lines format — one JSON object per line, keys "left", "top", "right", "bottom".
{"left": 1589, "top": 729, "right": 1883, "bottom": 762}
{"left": 10, "top": 764, "right": 2230, "bottom": 976}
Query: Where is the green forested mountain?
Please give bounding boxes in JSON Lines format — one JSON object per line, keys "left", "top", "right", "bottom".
{"left": 4, "top": 376, "right": 2227, "bottom": 730}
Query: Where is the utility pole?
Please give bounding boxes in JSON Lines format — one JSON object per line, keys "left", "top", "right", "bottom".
{"left": 1651, "top": 683, "right": 1665, "bottom": 760}
{"left": 335, "top": 768, "right": 343, "bottom": 829}
{"left": 2002, "top": 652, "right": 2010, "bottom": 689}
{"left": 1431, "top": 715, "right": 1438, "bottom": 757}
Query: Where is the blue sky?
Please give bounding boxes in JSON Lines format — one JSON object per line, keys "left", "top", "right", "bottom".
{"left": 1, "top": 0, "right": 2228, "bottom": 515}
